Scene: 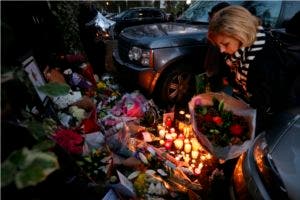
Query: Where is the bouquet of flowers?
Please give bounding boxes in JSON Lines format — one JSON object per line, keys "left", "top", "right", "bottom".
{"left": 189, "top": 92, "right": 256, "bottom": 160}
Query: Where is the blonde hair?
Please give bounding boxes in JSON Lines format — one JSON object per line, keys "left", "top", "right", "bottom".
{"left": 208, "top": 5, "right": 260, "bottom": 47}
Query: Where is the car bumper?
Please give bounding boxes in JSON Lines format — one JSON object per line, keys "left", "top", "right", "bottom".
{"left": 112, "top": 50, "right": 159, "bottom": 94}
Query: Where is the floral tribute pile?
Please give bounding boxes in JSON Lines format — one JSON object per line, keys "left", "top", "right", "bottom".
{"left": 189, "top": 92, "right": 256, "bottom": 160}
{"left": 3, "top": 54, "right": 233, "bottom": 199}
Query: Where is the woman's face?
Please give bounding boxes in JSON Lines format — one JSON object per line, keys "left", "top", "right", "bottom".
{"left": 211, "top": 34, "right": 241, "bottom": 55}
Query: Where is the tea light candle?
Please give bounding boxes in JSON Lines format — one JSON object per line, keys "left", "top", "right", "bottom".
{"left": 200, "top": 155, "right": 206, "bottom": 160}
{"left": 184, "top": 138, "right": 190, "bottom": 144}
{"left": 194, "top": 168, "right": 201, "bottom": 175}
{"left": 159, "top": 140, "right": 165, "bottom": 145}
{"left": 185, "top": 114, "right": 191, "bottom": 124}
{"left": 157, "top": 124, "right": 164, "bottom": 131}
{"left": 178, "top": 133, "right": 185, "bottom": 140}
{"left": 184, "top": 155, "right": 190, "bottom": 163}
{"left": 164, "top": 140, "right": 173, "bottom": 150}
{"left": 171, "top": 132, "right": 178, "bottom": 140}
{"left": 184, "top": 143, "right": 192, "bottom": 153}
{"left": 174, "top": 138, "right": 184, "bottom": 150}
{"left": 178, "top": 110, "right": 185, "bottom": 121}
{"left": 165, "top": 133, "right": 173, "bottom": 140}
{"left": 198, "top": 162, "right": 204, "bottom": 170}
{"left": 205, "top": 153, "right": 212, "bottom": 160}
{"left": 191, "top": 141, "right": 201, "bottom": 151}
{"left": 178, "top": 122, "right": 186, "bottom": 132}
{"left": 191, "top": 150, "right": 199, "bottom": 159}
{"left": 183, "top": 126, "right": 190, "bottom": 137}
{"left": 159, "top": 129, "right": 166, "bottom": 139}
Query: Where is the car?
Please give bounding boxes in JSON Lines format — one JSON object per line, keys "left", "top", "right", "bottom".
{"left": 230, "top": 111, "right": 300, "bottom": 200}
{"left": 113, "top": 1, "right": 300, "bottom": 106}
{"left": 111, "top": 7, "right": 168, "bottom": 38}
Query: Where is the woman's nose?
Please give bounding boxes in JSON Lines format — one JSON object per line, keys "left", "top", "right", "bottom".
{"left": 219, "top": 46, "right": 226, "bottom": 53}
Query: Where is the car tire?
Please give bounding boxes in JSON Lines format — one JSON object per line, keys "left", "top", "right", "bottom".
{"left": 156, "top": 67, "right": 196, "bottom": 106}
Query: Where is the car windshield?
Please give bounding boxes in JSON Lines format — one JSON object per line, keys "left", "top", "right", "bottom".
{"left": 178, "top": 1, "right": 282, "bottom": 28}
{"left": 178, "top": 1, "right": 223, "bottom": 23}
{"left": 114, "top": 10, "right": 128, "bottom": 18}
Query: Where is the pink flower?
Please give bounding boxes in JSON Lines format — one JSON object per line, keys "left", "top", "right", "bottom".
{"left": 194, "top": 98, "right": 202, "bottom": 106}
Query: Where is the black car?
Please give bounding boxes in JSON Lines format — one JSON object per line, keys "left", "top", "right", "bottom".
{"left": 111, "top": 7, "right": 168, "bottom": 38}
{"left": 113, "top": 1, "right": 300, "bottom": 105}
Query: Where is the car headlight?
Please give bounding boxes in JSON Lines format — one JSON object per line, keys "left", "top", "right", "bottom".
{"left": 128, "top": 46, "right": 153, "bottom": 67}
{"left": 253, "top": 134, "right": 288, "bottom": 198}
{"left": 253, "top": 136, "right": 268, "bottom": 174}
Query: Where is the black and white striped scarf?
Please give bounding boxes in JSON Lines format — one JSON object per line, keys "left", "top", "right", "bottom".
{"left": 226, "top": 26, "right": 266, "bottom": 102}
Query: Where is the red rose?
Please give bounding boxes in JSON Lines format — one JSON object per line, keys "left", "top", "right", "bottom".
{"left": 204, "top": 114, "right": 213, "bottom": 122}
{"left": 212, "top": 116, "right": 223, "bottom": 126}
{"left": 53, "top": 129, "right": 84, "bottom": 154}
{"left": 229, "top": 124, "right": 243, "bottom": 136}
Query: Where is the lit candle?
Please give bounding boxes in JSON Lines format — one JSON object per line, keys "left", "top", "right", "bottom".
{"left": 178, "top": 110, "right": 185, "bottom": 121}
{"left": 159, "top": 129, "right": 166, "bottom": 139}
{"left": 171, "top": 132, "right": 177, "bottom": 140}
{"left": 159, "top": 140, "right": 165, "bottom": 145}
{"left": 191, "top": 150, "right": 199, "bottom": 159}
{"left": 178, "top": 122, "right": 186, "bottom": 132}
{"left": 157, "top": 124, "right": 164, "bottom": 131}
{"left": 205, "top": 153, "right": 212, "bottom": 160}
{"left": 165, "top": 116, "right": 172, "bottom": 128}
{"left": 198, "top": 162, "right": 203, "bottom": 170}
{"left": 174, "top": 138, "right": 184, "bottom": 150}
{"left": 185, "top": 114, "right": 191, "bottom": 124}
{"left": 184, "top": 155, "right": 190, "bottom": 163}
{"left": 165, "top": 133, "right": 173, "bottom": 140}
{"left": 170, "top": 127, "right": 175, "bottom": 133}
{"left": 164, "top": 140, "right": 173, "bottom": 150}
{"left": 194, "top": 168, "right": 201, "bottom": 176}
{"left": 191, "top": 140, "right": 201, "bottom": 151}
{"left": 183, "top": 126, "right": 190, "bottom": 137}
{"left": 178, "top": 133, "right": 185, "bottom": 140}
{"left": 184, "top": 143, "right": 192, "bottom": 154}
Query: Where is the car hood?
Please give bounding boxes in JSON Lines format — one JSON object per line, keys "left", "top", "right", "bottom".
{"left": 120, "top": 22, "right": 208, "bottom": 49}
{"left": 267, "top": 115, "right": 300, "bottom": 199}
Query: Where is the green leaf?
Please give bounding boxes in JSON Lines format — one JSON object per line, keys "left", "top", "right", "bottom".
{"left": 25, "top": 120, "right": 46, "bottom": 141}
{"left": 218, "top": 99, "right": 224, "bottom": 112}
{"left": 38, "top": 82, "right": 70, "bottom": 97}
{"left": 202, "top": 107, "right": 208, "bottom": 115}
{"left": 7, "top": 149, "right": 26, "bottom": 166}
{"left": 15, "top": 150, "right": 59, "bottom": 189}
{"left": 32, "top": 140, "right": 55, "bottom": 152}
{"left": 1, "top": 160, "right": 17, "bottom": 187}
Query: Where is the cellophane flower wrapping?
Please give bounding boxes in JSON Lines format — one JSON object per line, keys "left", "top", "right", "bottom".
{"left": 189, "top": 92, "right": 256, "bottom": 160}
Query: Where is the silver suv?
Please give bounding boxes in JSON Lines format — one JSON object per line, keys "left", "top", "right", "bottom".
{"left": 113, "top": 1, "right": 300, "bottom": 106}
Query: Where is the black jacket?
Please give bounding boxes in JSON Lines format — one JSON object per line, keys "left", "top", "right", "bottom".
{"left": 246, "top": 32, "right": 300, "bottom": 132}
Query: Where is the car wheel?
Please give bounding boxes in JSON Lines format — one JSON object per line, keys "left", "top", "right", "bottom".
{"left": 157, "top": 68, "right": 196, "bottom": 106}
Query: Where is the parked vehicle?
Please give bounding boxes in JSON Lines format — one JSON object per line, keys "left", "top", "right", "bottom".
{"left": 111, "top": 7, "right": 168, "bottom": 38}
{"left": 230, "top": 112, "right": 300, "bottom": 200}
{"left": 113, "top": 1, "right": 300, "bottom": 105}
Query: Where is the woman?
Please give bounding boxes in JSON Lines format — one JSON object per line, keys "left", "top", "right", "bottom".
{"left": 207, "top": 5, "right": 298, "bottom": 133}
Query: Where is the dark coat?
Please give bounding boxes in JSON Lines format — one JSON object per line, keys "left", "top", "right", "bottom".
{"left": 246, "top": 33, "right": 300, "bottom": 132}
